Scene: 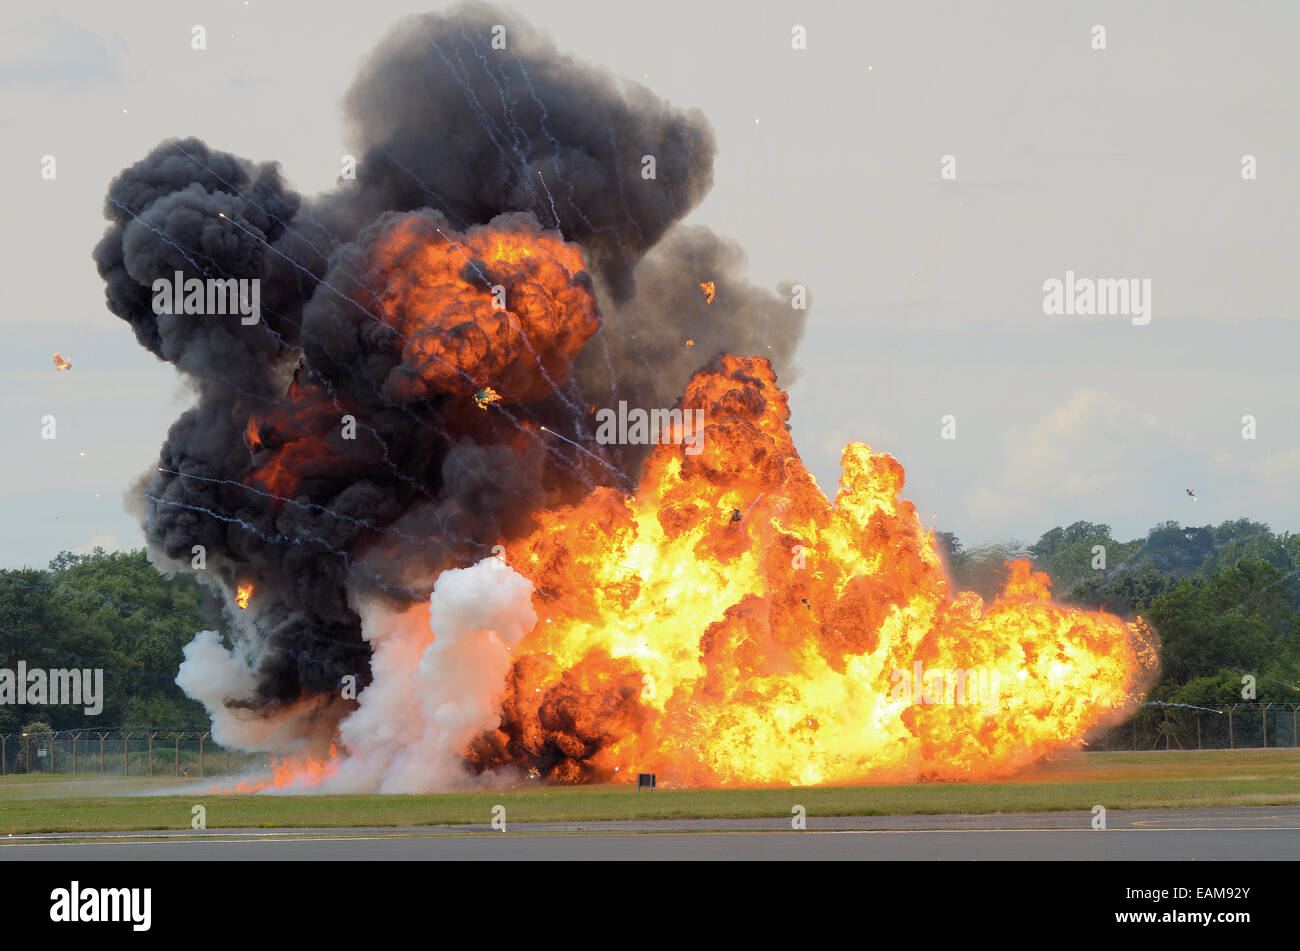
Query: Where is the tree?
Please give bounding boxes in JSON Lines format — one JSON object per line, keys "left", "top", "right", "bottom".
{"left": 1133, "top": 521, "right": 1217, "bottom": 577}
{"left": 1145, "top": 558, "right": 1297, "bottom": 683}
{"left": 0, "top": 549, "right": 212, "bottom": 731}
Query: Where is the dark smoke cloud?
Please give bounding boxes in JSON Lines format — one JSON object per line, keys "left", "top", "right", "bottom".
{"left": 96, "top": 2, "right": 806, "bottom": 752}
{"left": 93, "top": 138, "right": 308, "bottom": 400}
{"left": 324, "top": 1, "right": 715, "bottom": 300}
{"left": 573, "top": 225, "right": 807, "bottom": 475}
{"left": 300, "top": 209, "right": 600, "bottom": 405}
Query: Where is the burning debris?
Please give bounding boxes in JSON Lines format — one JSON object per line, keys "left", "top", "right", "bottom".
{"left": 97, "top": 2, "right": 1152, "bottom": 793}
{"left": 1186, "top": 488, "right": 1198, "bottom": 502}
{"left": 53, "top": 353, "right": 72, "bottom": 371}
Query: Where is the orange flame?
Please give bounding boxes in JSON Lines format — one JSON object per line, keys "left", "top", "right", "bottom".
{"left": 223, "top": 743, "right": 341, "bottom": 794}
{"left": 365, "top": 216, "right": 598, "bottom": 403}
{"left": 699, "top": 281, "right": 716, "bottom": 304}
{"left": 241, "top": 221, "right": 1157, "bottom": 792}
{"left": 469, "top": 355, "right": 1157, "bottom": 786}
{"left": 243, "top": 379, "right": 358, "bottom": 502}
{"left": 234, "top": 584, "right": 253, "bottom": 610}
{"left": 252, "top": 355, "right": 1156, "bottom": 793}
{"left": 53, "top": 353, "right": 72, "bottom": 371}
{"left": 240, "top": 218, "right": 597, "bottom": 503}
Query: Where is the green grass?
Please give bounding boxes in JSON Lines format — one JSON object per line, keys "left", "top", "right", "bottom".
{"left": 0, "top": 774, "right": 193, "bottom": 800}
{"left": 1, "top": 749, "right": 1297, "bottom": 835}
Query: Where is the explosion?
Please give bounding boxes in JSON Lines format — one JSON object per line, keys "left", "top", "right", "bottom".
{"left": 95, "top": 4, "right": 1156, "bottom": 793}
{"left": 468, "top": 355, "right": 1156, "bottom": 786}
{"left": 351, "top": 213, "right": 599, "bottom": 404}
{"left": 53, "top": 353, "right": 72, "bottom": 371}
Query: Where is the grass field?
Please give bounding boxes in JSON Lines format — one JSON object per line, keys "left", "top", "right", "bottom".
{"left": 1, "top": 749, "right": 1297, "bottom": 835}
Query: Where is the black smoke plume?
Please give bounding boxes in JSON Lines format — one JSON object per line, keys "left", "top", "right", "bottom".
{"left": 95, "top": 2, "right": 806, "bottom": 750}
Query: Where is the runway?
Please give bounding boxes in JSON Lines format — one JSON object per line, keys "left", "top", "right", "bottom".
{"left": 4, "top": 806, "right": 1299, "bottom": 860}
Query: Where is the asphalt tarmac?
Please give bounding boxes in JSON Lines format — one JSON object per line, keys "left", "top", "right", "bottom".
{"left": 3, "top": 806, "right": 1298, "bottom": 860}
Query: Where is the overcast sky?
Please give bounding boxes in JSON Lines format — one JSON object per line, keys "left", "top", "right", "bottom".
{"left": 2, "top": 0, "right": 1298, "bottom": 568}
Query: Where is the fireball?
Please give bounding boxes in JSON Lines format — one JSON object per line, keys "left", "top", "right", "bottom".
{"left": 466, "top": 356, "right": 1157, "bottom": 786}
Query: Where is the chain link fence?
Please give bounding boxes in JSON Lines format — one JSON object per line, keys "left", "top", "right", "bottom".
{"left": 1090, "top": 703, "right": 1300, "bottom": 751}
{"left": 0, "top": 730, "right": 264, "bottom": 777}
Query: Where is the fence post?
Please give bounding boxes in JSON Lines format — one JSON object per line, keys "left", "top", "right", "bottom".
{"left": 123, "top": 733, "right": 130, "bottom": 776}
{"left": 1263, "top": 704, "right": 1270, "bottom": 748}
{"left": 49, "top": 732, "right": 55, "bottom": 774}
{"left": 1293, "top": 705, "right": 1298, "bottom": 748}
{"left": 1132, "top": 720, "right": 1138, "bottom": 751}
{"left": 1196, "top": 715, "right": 1201, "bottom": 750}
{"left": 175, "top": 733, "right": 182, "bottom": 777}
{"left": 23, "top": 733, "right": 30, "bottom": 773}
{"left": 98, "top": 733, "right": 106, "bottom": 773}
{"left": 1, "top": 734, "right": 6, "bottom": 775}
{"left": 148, "top": 732, "right": 156, "bottom": 777}
{"left": 1228, "top": 705, "right": 1235, "bottom": 749}
{"left": 72, "top": 732, "right": 78, "bottom": 775}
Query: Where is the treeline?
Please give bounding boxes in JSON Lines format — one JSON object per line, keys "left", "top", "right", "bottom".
{"left": 937, "top": 518, "right": 1300, "bottom": 708}
{"left": 0, "top": 548, "right": 214, "bottom": 734}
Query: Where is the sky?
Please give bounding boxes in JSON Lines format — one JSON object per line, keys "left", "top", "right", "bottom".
{"left": 1, "top": 0, "right": 1298, "bottom": 568}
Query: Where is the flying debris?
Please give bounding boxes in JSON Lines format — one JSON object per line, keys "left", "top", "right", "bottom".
{"left": 53, "top": 353, "right": 72, "bottom": 371}
{"left": 473, "top": 387, "right": 502, "bottom": 410}
{"left": 685, "top": 339, "right": 694, "bottom": 348}
{"left": 729, "top": 507, "right": 742, "bottom": 524}
{"left": 1186, "top": 488, "right": 1198, "bottom": 502}
{"left": 699, "top": 281, "right": 716, "bottom": 304}
{"left": 235, "top": 584, "right": 253, "bottom": 610}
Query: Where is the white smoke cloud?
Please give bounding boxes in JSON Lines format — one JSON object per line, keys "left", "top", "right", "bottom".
{"left": 176, "top": 629, "right": 340, "bottom": 753}
{"left": 185, "top": 555, "right": 538, "bottom": 794}
{"left": 336, "top": 555, "right": 536, "bottom": 793}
